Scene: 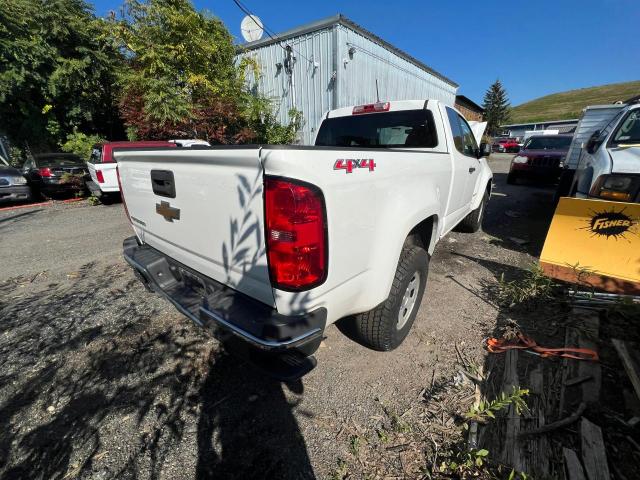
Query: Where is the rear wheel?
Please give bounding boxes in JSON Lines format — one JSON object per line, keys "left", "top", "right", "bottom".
{"left": 100, "top": 193, "right": 115, "bottom": 205}
{"left": 354, "top": 244, "right": 429, "bottom": 351}
{"left": 457, "top": 189, "right": 488, "bottom": 233}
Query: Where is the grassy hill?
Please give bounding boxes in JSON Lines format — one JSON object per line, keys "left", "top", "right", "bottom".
{"left": 509, "top": 80, "right": 640, "bottom": 124}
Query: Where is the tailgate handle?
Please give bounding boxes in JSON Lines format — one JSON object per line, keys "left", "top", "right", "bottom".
{"left": 151, "top": 170, "right": 176, "bottom": 198}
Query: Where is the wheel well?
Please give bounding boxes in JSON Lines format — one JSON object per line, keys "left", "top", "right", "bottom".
{"left": 406, "top": 215, "right": 437, "bottom": 254}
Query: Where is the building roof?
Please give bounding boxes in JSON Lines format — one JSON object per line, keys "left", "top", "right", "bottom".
{"left": 455, "top": 95, "right": 484, "bottom": 113}
{"left": 238, "top": 14, "right": 458, "bottom": 88}
{"left": 501, "top": 119, "right": 579, "bottom": 128}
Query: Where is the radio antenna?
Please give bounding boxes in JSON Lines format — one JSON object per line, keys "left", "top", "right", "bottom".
{"left": 376, "top": 79, "right": 380, "bottom": 102}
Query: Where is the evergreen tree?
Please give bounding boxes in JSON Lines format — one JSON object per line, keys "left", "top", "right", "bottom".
{"left": 482, "top": 80, "right": 511, "bottom": 136}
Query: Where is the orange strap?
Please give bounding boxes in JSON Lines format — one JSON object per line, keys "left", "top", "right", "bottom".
{"left": 486, "top": 332, "right": 599, "bottom": 361}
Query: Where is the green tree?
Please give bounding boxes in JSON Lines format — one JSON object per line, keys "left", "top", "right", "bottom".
{"left": 112, "top": 0, "right": 301, "bottom": 144}
{"left": 60, "top": 130, "right": 105, "bottom": 160}
{"left": 0, "top": 0, "right": 124, "bottom": 151}
{"left": 482, "top": 79, "right": 511, "bottom": 136}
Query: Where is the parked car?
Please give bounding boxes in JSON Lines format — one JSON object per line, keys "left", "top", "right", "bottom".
{"left": 22, "top": 153, "right": 88, "bottom": 198}
{"left": 115, "top": 99, "right": 493, "bottom": 377}
{"left": 492, "top": 137, "right": 520, "bottom": 153}
{"left": 87, "top": 141, "right": 177, "bottom": 203}
{"left": 0, "top": 155, "right": 31, "bottom": 204}
{"left": 507, "top": 134, "right": 573, "bottom": 184}
{"left": 570, "top": 102, "right": 640, "bottom": 203}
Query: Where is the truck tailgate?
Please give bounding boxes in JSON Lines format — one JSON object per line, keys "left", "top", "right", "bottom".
{"left": 114, "top": 147, "right": 274, "bottom": 307}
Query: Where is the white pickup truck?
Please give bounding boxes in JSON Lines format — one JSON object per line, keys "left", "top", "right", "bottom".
{"left": 571, "top": 102, "right": 640, "bottom": 203}
{"left": 115, "top": 100, "right": 493, "bottom": 377}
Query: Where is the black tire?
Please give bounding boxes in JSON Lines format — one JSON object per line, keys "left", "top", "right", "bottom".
{"left": 354, "top": 245, "right": 429, "bottom": 351}
{"left": 506, "top": 172, "right": 517, "bottom": 185}
{"left": 100, "top": 193, "right": 114, "bottom": 205}
{"left": 457, "top": 189, "right": 488, "bottom": 233}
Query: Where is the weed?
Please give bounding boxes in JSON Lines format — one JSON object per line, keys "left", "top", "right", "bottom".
{"left": 465, "top": 386, "right": 529, "bottom": 424}
{"left": 88, "top": 195, "right": 100, "bottom": 206}
{"left": 498, "top": 264, "right": 556, "bottom": 306}
{"left": 328, "top": 458, "right": 349, "bottom": 480}
{"left": 349, "top": 435, "right": 361, "bottom": 457}
{"left": 440, "top": 447, "right": 489, "bottom": 473}
{"left": 378, "top": 400, "right": 411, "bottom": 433}
{"left": 508, "top": 468, "right": 530, "bottom": 480}
{"left": 376, "top": 428, "right": 389, "bottom": 443}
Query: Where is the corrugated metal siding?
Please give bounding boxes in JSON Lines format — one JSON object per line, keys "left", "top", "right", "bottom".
{"left": 237, "top": 27, "right": 335, "bottom": 144}
{"left": 336, "top": 25, "right": 457, "bottom": 112}
{"left": 237, "top": 23, "right": 457, "bottom": 144}
{"left": 565, "top": 105, "right": 625, "bottom": 169}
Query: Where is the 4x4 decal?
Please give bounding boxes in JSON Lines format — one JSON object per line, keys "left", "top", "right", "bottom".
{"left": 334, "top": 159, "right": 376, "bottom": 173}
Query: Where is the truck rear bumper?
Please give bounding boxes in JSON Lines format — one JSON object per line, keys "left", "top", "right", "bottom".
{"left": 87, "top": 180, "right": 120, "bottom": 195}
{"left": 122, "top": 236, "right": 326, "bottom": 356}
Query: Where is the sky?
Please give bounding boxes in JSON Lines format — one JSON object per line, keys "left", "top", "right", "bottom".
{"left": 90, "top": 0, "right": 640, "bottom": 106}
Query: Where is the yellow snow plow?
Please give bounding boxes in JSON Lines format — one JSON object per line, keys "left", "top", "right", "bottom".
{"left": 540, "top": 198, "right": 640, "bottom": 294}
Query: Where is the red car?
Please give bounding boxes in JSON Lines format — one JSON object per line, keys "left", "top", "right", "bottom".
{"left": 507, "top": 134, "right": 572, "bottom": 184}
{"left": 492, "top": 138, "right": 520, "bottom": 153}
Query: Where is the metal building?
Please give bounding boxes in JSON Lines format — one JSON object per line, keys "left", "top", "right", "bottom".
{"left": 237, "top": 14, "right": 458, "bottom": 144}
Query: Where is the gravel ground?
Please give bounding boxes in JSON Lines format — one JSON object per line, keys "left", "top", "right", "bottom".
{"left": 0, "top": 154, "right": 558, "bottom": 479}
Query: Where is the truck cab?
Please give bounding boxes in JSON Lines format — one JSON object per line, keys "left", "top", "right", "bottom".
{"left": 572, "top": 103, "right": 640, "bottom": 203}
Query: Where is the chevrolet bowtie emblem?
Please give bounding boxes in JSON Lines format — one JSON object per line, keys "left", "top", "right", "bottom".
{"left": 156, "top": 201, "right": 180, "bottom": 222}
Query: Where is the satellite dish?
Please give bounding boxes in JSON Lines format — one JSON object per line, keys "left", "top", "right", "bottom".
{"left": 241, "top": 15, "right": 264, "bottom": 42}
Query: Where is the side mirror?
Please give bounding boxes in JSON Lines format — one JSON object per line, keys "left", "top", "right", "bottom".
{"left": 479, "top": 142, "right": 492, "bottom": 158}
{"left": 586, "top": 130, "right": 600, "bottom": 154}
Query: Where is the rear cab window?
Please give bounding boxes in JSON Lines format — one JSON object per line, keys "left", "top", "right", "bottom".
{"left": 89, "top": 145, "right": 103, "bottom": 163}
{"left": 523, "top": 136, "right": 572, "bottom": 150}
{"left": 36, "top": 155, "right": 84, "bottom": 167}
{"left": 315, "top": 110, "right": 438, "bottom": 148}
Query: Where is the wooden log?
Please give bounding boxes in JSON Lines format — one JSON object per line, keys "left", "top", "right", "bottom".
{"left": 611, "top": 339, "right": 640, "bottom": 403}
{"left": 563, "top": 448, "right": 586, "bottom": 480}
{"left": 559, "top": 308, "right": 601, "bottom": 415}
{"left": 520, "top": 366, "right": 549, "bottom": 477}
{"left": 501, "top": 350, "right": 524, "bottom": 471}
{"left": 519, "top": 402, "right": 585, "bottom": 437}
{"left": 580, "top": 418, "right": 611, "bottom": 480}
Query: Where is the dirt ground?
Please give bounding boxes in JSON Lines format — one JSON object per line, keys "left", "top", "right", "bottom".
{"left": 0, "top": 154, "right": 558, "bottom": 479}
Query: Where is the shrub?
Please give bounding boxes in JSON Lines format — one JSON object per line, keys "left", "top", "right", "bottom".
{"left": 60, "top": 131, "right": 105, "bottom": 161}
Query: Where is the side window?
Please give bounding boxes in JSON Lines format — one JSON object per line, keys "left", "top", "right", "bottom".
{"left": 446, "top": 107, "right": 464, "bottom": 152}
{"left": 458, "top": 114, "right": 478, "bottom": 156}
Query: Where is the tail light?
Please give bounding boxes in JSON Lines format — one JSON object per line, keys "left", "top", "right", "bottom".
{"left": 116, "top": 166, "right": 131, "bottom": 222}
{"left": 38, "top": 167, "right": 53, "bottom": 177}
{"left": 352, "top": 102, "right": 390, "bottom": 115}
{"left": 590, "top": 174, "right": 639, "bottom": 202}
{"left": 264, "top": 177, "right": 327, "bottom": 291}
{"left": 96, "top": 170, "right": 105, "bottom": 183}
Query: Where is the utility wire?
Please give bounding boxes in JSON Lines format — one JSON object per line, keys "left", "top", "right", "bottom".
{"left": 231, "top": 0, "right": 313, "bottom": 63}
